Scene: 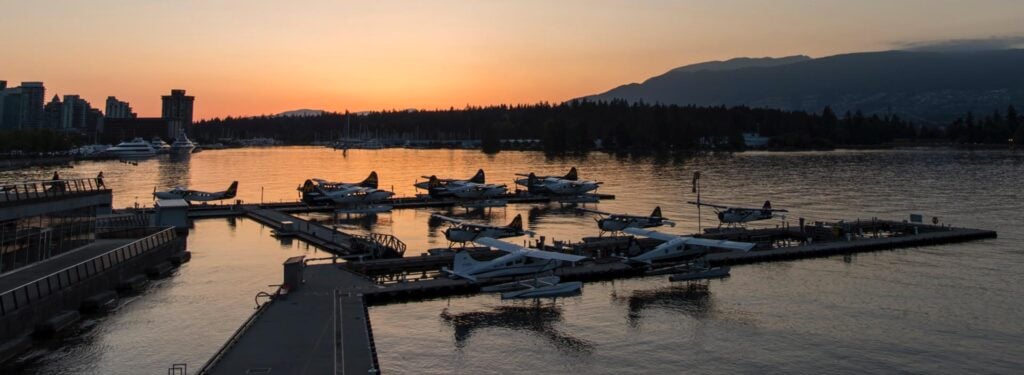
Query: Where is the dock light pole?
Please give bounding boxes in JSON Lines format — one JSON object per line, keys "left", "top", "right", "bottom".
{"left": 261, "top": 186, "right": 264, "bottom": 204}
{"left": 692, "top": 171, "right": 701, "bottom": 232}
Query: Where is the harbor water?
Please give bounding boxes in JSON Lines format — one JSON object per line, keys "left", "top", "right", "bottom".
{"left": 2, "top": 147, "right": 1022, "bottom": 373}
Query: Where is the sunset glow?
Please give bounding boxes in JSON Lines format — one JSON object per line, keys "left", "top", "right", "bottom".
{"left": 2, "top": 0, "right": 1021, "bottom": 119}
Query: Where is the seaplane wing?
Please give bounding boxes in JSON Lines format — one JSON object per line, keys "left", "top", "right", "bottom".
{"left": 686, "top": 201, "right": 730, "bottom": 209}
{"left": 474, "top": 237, "right": 588, "bottom": 263}
{"left": 577, "top": 208, "right": 612, "bottom": 216}
{"left": 625, "top": 228, "right": 755, "bottom": 252}
{"left": 430, "top": 213, "right": 475, "bottom": 226}
{"left": 678, "top": 237, "right": 755, "bottom": 252}
{"left": 623, "top": 227, "right": 679, "bottom": 242}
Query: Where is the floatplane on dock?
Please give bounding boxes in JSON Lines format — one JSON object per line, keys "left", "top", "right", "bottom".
{"left": 579, "top": 206, "right": 675, "bottom": 234}
{"left": 153, "top": 181, "right": 238, "bottom": 202}
{"left": 621, "top": 227, "right": 755, "bottom": 264}
{"left": 514, "top": 167, "right": 602, "bottom": 196}
{"left": 441, "top": 237, "right": 588, "bottom": 282}
{"left": 688, "top": 200, "right": 789, "bottom": 227}
{"left": 415, "top": 169, "right": 508, "bottom": 199}
{"left": 432, "top": 213, "right": 534, "bottom": 246}
{"left": 299, "top": 172, "right": 395, "bottom": 205}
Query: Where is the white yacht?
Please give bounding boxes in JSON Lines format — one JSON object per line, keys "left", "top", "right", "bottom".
{"left": 150, "top": 137, "right": 171, "bottom": 153}
{"left": 106, "top": 138, "right": 157, "bottom": 158}
{"left": 170, "top": 131, "right": 196, "bottom": 154}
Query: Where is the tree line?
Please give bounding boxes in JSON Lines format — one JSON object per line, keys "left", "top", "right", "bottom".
{"left": 194, "top": 100, "right": 951, "bottom": 153}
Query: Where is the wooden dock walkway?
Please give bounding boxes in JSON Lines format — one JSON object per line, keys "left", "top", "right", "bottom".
{"left": 244, "top": 207, "right": 406, "bottom": 258}
{"left": 245, "top": 207, "right": 355, "bottom": 254}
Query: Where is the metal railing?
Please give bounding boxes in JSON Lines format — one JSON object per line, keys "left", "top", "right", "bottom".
{"left": 0, "top": 227, "right": 176, "bottom": 316}
{"left": 0, "top": 178, "right": 107, "bottom": 203}
{"left": 353, "top": 233, "right": 407, "bottom": 258}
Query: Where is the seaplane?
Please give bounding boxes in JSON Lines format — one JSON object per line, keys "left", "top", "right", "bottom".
{"left": 431, "top": 213, "right": 534, "bottom": 245}
{"left": 153, "top": 181, "right": 238, "bottom": 202}
{"left": 514, "top": 167, "right": 601, "bottom": 196}
{"left": 299, "top": 172, "right": 393, "bottom": 205}
{"left": 621, "top": 227, "right": 755, "bottom": 265}
{"left": 579, "top": 206, "right": 675, "bottom": 233}
{"left": 687, "top": 200, "right": 789, "bottom": 227}
{"left": 441, "top": 237, "right": 589, "bottom": 282}
{"left": 414, "top": 169, "right": 508, "bottom": 199}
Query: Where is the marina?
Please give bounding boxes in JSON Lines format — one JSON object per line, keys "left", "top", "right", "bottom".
{"left": 0, "top": 147, "right": 1018, "bottom": 374}
{"left": 193, "top": 189, "right": 996, "bottom": 374}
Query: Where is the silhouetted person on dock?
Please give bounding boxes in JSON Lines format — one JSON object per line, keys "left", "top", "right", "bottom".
{"left": 49, "top": 171, "right": 66, "bottom": 193}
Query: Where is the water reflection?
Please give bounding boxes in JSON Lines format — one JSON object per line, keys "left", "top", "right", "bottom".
{"left": 334, "top": 213, "right": 381, "bottom": 231}
{"left": 611, "top": 284, "right": 713, "bottom": 327}
{"left": 440, "top": 305, "right": 594, "bottom": 354}
{"left": 527, "top": 203, "right": 582, "bottom": 223}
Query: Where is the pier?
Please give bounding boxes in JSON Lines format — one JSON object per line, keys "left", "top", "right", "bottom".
{"left": 200, "top": 260, "right": 381, "bottom": 375}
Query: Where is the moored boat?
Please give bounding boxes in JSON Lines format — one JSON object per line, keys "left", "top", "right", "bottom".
{"left": 105, "top": 138, "right": 157, "bottom": 158}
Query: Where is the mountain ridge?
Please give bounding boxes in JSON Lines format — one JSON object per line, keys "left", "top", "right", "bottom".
{"left": 584, "top": 49, "right": 1024, "bottom": 123}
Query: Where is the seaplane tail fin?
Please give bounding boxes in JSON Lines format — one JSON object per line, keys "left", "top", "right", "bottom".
{"left": 469, "top": 169, "right": 485, "bottom": 183}
{"left": 508, "top": 214, "right": 523, "bottom": 231}
{"left": 564, "top": 167, "right": 578, "bottom": 181}
{"left": 224, "top": 181, "right": 239, "bottom": 198}
{"left": 441, "top": 266, "right": 478, "bottom": 282}
{"left": 651, "top": 206, "right": 662, "bottom": 218}
{"left": 453, "top": 251, "right": 482, "bottom": 272}
{"left": 360, "top": 171, "right": 379, "bottom": 189}
{"left": 300, "top": 179, "right": 316, "bottom": 192}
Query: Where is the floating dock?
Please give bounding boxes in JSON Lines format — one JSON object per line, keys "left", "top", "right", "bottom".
{"left": 199, "top": 261, "right": 382, "bottom": 375}
{"left": 201, "top": 219, "right": 995, "bottom": 373}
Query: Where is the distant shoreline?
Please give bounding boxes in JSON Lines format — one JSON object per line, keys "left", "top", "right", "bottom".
{"left": 2, "top": 142, "right": 1016, "bottom": 174}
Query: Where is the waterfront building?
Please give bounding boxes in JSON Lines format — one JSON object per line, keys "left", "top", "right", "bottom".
{"left": 0, "top": 176, "right": 187, "bottom": 347}
{"left": 0, "top": 179, "right": 109, "bottom": 273}
{"left": 105, "top": 96, "right": 136, "bottom": 119}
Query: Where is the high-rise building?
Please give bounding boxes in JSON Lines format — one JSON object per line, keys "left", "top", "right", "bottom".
{"left": 43, "top": 95, "right": 62, "bottom": 129}
{"left": 161, "top": 89, "right": 194, "bottom": 126}
{"left": 105, "top": 96, "right": 136, "bottom": 119}
{"left": 61, "top": 95, "right": 86, "bottom": 129}
{"left": 18, "top": 82, "right": 45, "bottom": 129}
{"left": 0, "top": 81, "right": 45, "bottom": 130}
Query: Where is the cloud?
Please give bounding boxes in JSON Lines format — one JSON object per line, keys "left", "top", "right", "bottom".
{"left": 894, "top": 35, "right": 1024, "bottom": 52}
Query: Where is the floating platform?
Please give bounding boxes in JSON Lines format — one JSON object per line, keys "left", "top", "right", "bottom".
{"left": 199, "top": 263, "right": 381, "bottom": 375}
{"left": 204, "top": 218, "right": 995, "bottom": 374}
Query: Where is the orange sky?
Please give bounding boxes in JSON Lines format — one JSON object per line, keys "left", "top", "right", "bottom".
{"left": 2, "top": 0, "right": 1022, "bottom": 120}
